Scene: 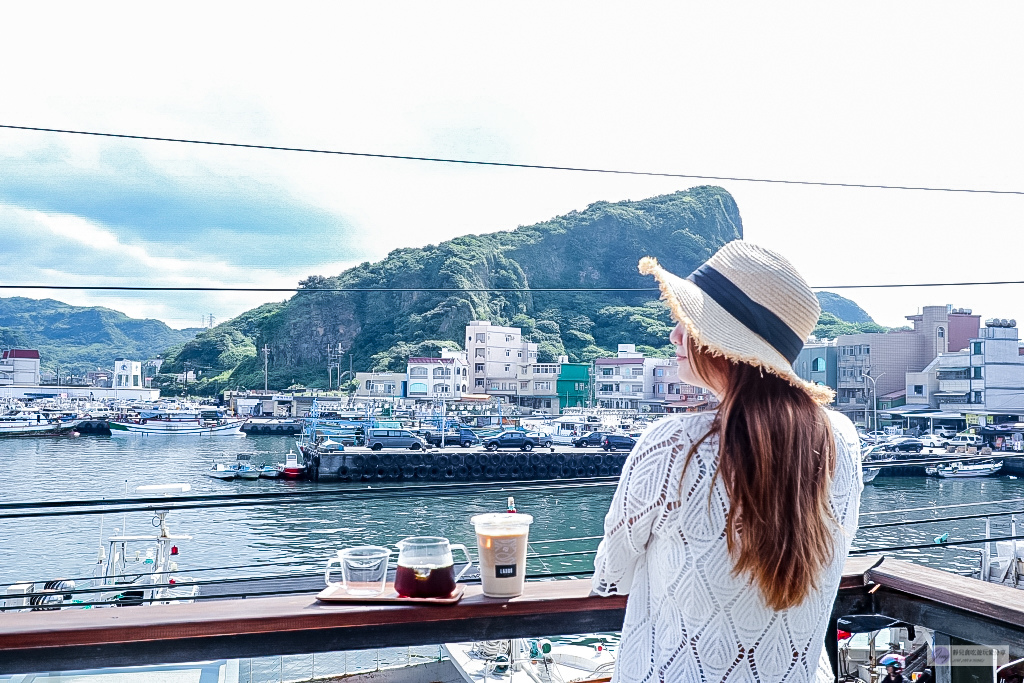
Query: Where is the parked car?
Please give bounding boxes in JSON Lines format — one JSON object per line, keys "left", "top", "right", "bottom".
{"left": 365, "top": 428, "right": 429, "bottom": 451}
{"left": 602, "top": 434, "right": 637, "bottom": 451}
{"left": 887, "top": 437, "right": 924, "bottom": 453}
{"left": 482, "top": 430, "right": 546, "bottom": 451}
{"left": 572, "top": 431, "right": 608, "bottom": 448}
{"left": 933, "top": 425, "right": 957, "bottom": 438}
{"left": 524, "top": 431, "right": 554, "bottom": 447}
{"left": 420, "top": 428, "right": 480, "bottom": 448}
{"left": 919, "top": 434, "right": 947, "bottom": 448}
{"left": 861, "top": 431, "right": 890, "bottom": 444}
{"left": 948, "top": 434, "right": 983, "bottom": 448}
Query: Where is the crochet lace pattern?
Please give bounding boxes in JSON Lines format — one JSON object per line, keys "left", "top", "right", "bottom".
{"left": 593, "top": 410, "right": 862, "bottom": 682}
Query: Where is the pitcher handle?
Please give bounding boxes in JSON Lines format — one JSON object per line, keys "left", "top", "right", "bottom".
{"left": 450, "top": 543, "right": 473, "bottom": 581}
{"left": 325, "top": 557, "right": 342, "bottom": 586}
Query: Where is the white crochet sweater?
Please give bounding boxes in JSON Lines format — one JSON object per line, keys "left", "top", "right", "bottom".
{"left": 593, "top": 410, "right": 862, "bottom": 682}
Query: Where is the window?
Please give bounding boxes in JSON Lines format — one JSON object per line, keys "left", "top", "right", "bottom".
{"left": 489, "top": 382, "right": 500, "bottom": 389}
{"left": 973, "top": 367, "right": 982, "bottom": 379}
{"left": 600, "top": 383, "right": 614, "bottom": 392}
{"left": 409, "top": 382, "right": 427, "bottom": 395}
{"left": 476, "top": 334, "right": 485, "bottom": 342}
{"left": 505, "top": 349, "right": 510, "bottom": 357}
{"left": 505, "top": 335, "right": 513, "bottom": 342}
{"left": 811, "top": 357, "right": 825, "bottom": 372}
{"left": 521, "top": 381, "right": 528, "bottom": 389}
{"left": 602, "top": 368, "right": 613, "bottom": 376}
{"left": 475, "top": 349, "right": 485, "bottom": 358}
{"left": 433, "top": 367, "right": 451, "bottom": 378}
{"left": 504, "top": 364, "right": 510, "bottom": 372}
{"left": 914, "top": 384, "right": 923, "bottom": 395}
{"left": 656, "top": 383, "right": 665, "bottom": 394}
{"left": 534, "top": 382, "right": 551, "bottom": 391}
{"left": 476, "top": 379, "right": 484, "bottom": 387}
{"left": 475, "top": 363, "right": 484, "bottom": 372}
{"left": 938, "top": 327, "right": 945, "bottom": 338}
{"left": 973, "top": 342, "right": 983, "bottom": 355}
{"left": 133, "top": 375, "right": 140, "bottom": 387}
{"left": 409, "top": 367, "right": 428, "bottom": 378}
{"left": 433, "top": 384, "right": 450, "bottom": 393}
{"left": 517, "top": 351, "right": 522, "bottom": 358}
{"left": 862, "top": 345, "right": 869, "bottom": 355}
{"left": 973, "top": 391, "right": 984, "bottom": 403}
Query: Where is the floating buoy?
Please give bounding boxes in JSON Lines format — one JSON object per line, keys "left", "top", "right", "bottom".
{"left": 934, "top": 532, "right": 949, "bottom": 544}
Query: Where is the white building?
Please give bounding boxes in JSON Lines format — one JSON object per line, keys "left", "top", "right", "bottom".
{"left": 353, "top": 371, "right": 407, "bottom": 398}
{"left": 114, "top": 359, "right": 143, "bottom": 390}
{"left": 465, "top": 321, "right": 537, "bottom": 403}
{"left": 595, "top": 345, "right": 647, "bottom": 410}
{"left": 905, "top": 318, "right": 1024, "bottom": 421}
{"left": 406, "top": 349, "right": 468, "bottom": 401}
{"left": 0, "top": 349, "right": 41, "bottom": 385}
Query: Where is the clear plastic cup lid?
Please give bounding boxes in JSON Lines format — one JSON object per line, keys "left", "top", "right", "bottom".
{"left": 471, "top": 512, "right": 534, "bottom": 529}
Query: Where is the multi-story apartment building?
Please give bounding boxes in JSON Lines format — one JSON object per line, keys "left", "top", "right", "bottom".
{"left": 595, "top": 345, "right": 647, "bottom": 410}
{"left": 353, "top": 372, "right": 407, "bottom": 399}
{"left": 465, "top": 321, "right": 538, "bottom": 403}
{"left": 406, "top": 350, "right": 468, "bottom": 401}
{"left": 906, "top": 318, "right": 1024, "bottom": 422}
{"left": 794, "top": 341, "right": 838, "bottom": 393}
{"left": 836, "top": 305, "right": 980, "bottom": 428}
{"left": 556, "top": 362, "right": 591, "bottom": 411}
{"left": 514, "top": 361, "right": 560, "bottom": 410}
{"left": 0, "top": 349, "right": 41, "bottom": 385}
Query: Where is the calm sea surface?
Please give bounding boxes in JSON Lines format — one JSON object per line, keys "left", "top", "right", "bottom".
{"left": 2, "top": 432, "right": 1021, "bottom": 587}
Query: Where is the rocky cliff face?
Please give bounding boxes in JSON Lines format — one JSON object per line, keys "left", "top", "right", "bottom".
{"left": 234, "top": 185, "right": 742, "bottom": 387}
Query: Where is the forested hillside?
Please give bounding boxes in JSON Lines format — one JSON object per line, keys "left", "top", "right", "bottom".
{"left": 188, "top": 185, "right": 745, "bottom": 390}
{"left": 0, "top": 297, "right": 199, "bottom": 374}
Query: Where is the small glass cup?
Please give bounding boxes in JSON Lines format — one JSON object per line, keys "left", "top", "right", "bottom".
{"left": 325, "top": 546, "right": 391, "bottom": 596}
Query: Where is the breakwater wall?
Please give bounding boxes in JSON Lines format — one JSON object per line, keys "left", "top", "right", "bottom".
{"left": 316, "top": 449, "right": 628, "bottom": 482}
{"left": 241, "top": 420, "right": 303, "bottom": 435}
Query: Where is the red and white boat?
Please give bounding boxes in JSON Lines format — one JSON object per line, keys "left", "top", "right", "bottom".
{"left": 275, "top": 450, "right": 307, "bottom": 479}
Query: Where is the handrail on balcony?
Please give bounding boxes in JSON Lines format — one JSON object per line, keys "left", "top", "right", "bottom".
{"left": 3, "top": 556, "right": 1024, "bottom": 675}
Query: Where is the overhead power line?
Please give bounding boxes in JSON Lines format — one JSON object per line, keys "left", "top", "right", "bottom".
{"left": 2, "top": 123, "right": 1022, "bottom": 196}
{"left": 4, "top": 279, "right": 1024, "bottom": 293}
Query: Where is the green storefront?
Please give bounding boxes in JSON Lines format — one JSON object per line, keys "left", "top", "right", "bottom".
{"left": 557, "top": 363, "right": 591, "bottom": 412}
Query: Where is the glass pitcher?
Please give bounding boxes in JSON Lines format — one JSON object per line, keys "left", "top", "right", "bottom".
{"left": 394, "top": 536, "right": 472, "bottom": 598}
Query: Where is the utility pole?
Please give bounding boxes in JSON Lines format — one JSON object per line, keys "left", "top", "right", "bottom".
{"left": 262, "top": 345, "right": 270, "bottom": 392}
{"left": 326, "top": 344, "right": 343, "bottom": 391}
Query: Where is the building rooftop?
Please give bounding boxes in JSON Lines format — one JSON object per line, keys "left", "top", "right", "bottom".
{"left": 2, "top": 349, "right": 40, "bottom": 359}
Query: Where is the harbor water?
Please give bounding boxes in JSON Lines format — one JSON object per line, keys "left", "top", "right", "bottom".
{"left": 1, "top": 433, "right": 1022, "bottom": 586}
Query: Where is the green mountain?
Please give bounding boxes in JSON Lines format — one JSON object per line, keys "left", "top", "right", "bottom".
{"left": 169, "top": 185, "right": 745, "bottom": 392}
{"left": 0, "top": 297, "right": 200, "bottom": 374}
{"left": 816, "top": 292, "right": 873, "bottom": 324}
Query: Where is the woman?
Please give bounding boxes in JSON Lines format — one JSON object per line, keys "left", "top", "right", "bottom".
{"left": 593, "top": 241, "right": 862, "bottom": 682}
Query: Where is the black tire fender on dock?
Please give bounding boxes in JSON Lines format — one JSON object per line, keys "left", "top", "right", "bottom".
{"left": 529, "top": 453, "right": 542, "bottom": 466}
{"left": 536, "top": 466, "right": 549, "bottom": 479}
{"left": 515, "top": 453, "right": 530, "bottom": 467}
{"left": 381, "top": 454, "right": 395, "bottom": 467}
{"left": 352, "top": 455, "right": 365, "bottom": 468}
{"left": 489, "top": 453, "right": 502, "bottom": 466}
{"left": 497, "top": 466, "right": 511, "bottom": 479}
{"left": 501, "top": 453, "right": 516, "bottom": 467}
{"left": 484, "top": 465, "right": 497, "bottom": 479}
{"left": 402, "top": 466, "right": 415, "bottom": 479}
{"left": 510, "top": 467, "right": 522, "bottom": 479}
{"left": 415, "top": 465, "right": 429, "bottom": 479}
{"left": 465, "top": 453, "right": 478, "bottom": 467}
{"left": 471, "top": 465, "right": 484, "bottom": 479}
{"left": 456, "top": 465, "right": 469, "bottom": 480}
{"left": 428, "top": 466, "right": 441, "bottom": 479}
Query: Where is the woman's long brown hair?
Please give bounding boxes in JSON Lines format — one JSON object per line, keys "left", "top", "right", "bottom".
{"left": 686, "top": 335, "right": 838, "bottom": 610}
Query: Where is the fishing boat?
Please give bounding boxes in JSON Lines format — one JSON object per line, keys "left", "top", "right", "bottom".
{"left": 275, "top": 450, "right": 307, "bottom": 479}
{"left": 445, "top": 639, "right": 615, "bottom": 683}
{"left": 232, "top": 454, "right": 262, "bottom": 480}
{"left": 0, "top": 411, "right": 83, "bottom": 436}
{"left": 8, "top": 485, "right": 199, "bottom": 611}
{"left": 208, "top": 463, "right": 236, "bottom": 480}
{"left": 934, "top": 460, "right": 1003, "bottom": 478}
{"left": 110, "top": 408, "right": 244, "bottom": 436}
{"left": 862, "top": 467, "right": 880, "bottom": 484}
{"left": 259, "top": 465, "right": 280, "bottom": 478}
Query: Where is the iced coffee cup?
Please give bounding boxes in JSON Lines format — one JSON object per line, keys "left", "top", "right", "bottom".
{"left": 471, "top": 512, "right": 534, "bottom": 598}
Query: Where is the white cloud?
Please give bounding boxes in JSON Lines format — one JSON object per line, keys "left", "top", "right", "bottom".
{"left": 0, "top": 3, "right": 1022, "bottom": 327}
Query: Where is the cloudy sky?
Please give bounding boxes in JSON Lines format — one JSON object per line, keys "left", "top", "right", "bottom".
{"left": 1, "top": 3, "right": 1022, "bottom": 329}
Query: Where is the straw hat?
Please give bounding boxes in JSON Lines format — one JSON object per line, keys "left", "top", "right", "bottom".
{"left": 639, "top": 240, "right": 834, "bottom": 404}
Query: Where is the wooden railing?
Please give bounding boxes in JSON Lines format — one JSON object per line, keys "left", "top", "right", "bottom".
{"left": 2, "top": 556, "right": 1024, "bottom": 676}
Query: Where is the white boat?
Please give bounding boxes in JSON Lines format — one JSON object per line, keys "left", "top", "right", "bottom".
{"left": 445, "top": 639, "right": 615, "bottom": 683}
{"left": 110, "top": 409, "right": 245, "bottom": 436}
{"left": 232, "top": 454, "right": 262, "bottom": 479}
{"left": 935, "top": 461, "right": 1003, "bottom": 478}
{"left": 4, "top": 485, "right": 199, "bottom": 611}
{"left": 208, "top": 463, "right": 237, "bottom": 480}
{"left": 862, "top": 467, "right": 880, "bottom": 484}
{"left": 0, "top": 411, "right": 82, "bottom": 436}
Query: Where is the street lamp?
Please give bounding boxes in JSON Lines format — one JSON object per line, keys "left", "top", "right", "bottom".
{"left": 861, "top": 372, "right": 885, "bottom": 432}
